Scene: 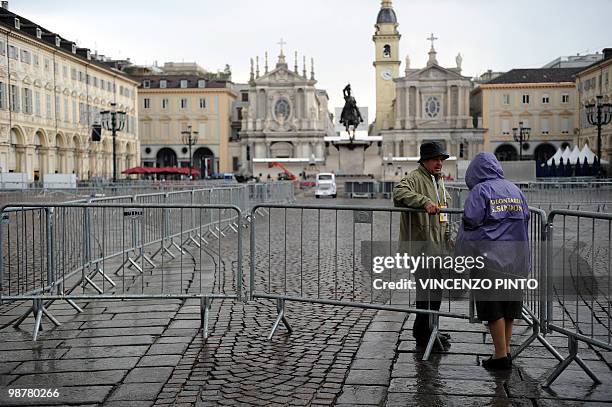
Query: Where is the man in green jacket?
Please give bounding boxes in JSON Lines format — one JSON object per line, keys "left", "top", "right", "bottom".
{"left": 393, "top": 141, "right": 451, "bottom": 347}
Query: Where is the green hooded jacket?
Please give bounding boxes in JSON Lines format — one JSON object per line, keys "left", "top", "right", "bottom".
{"left": 392, "top": 165, "right": 451, "bottom": 243}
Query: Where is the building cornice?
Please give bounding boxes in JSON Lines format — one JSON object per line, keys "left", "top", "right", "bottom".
{"left": 138, "top": 88, "right": 237, "bottom": 97}
{"left": 576, "top": 58, "right": 612, "bottom": 77}
{"left": 0, "top": 26, "right": 138, "bottom": 85}
{"left": 480, "top": 82, "right": 575, "bottom": 90}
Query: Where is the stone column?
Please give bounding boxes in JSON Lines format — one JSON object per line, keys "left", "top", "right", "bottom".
{"left": 395, "top": 87, "right": 403, "bottom": 129}
{"left": 316, "top": 143, "right": 324, "bottom": 160}
{"left": 458, "top": 87, "right": 464, "bottom": 119}
{"left": 405, "top": 87, "right": 411, "bottom": 126}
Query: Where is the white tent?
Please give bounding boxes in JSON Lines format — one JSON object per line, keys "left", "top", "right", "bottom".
{"left": 560, "top": 146, "right": 572, "bottom": 163}
{"left": 546, "top": 147, "right": 563, "bottom": 165}
{"left": 568, "top": 145, "right": 581, "bottom": 164}
{"left": 578, "top": 144, "right": 597, "bottom": 165}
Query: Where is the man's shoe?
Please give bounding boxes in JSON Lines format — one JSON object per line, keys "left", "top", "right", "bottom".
{"left": 482, "top": 356, "right": 511, "bottom": 370}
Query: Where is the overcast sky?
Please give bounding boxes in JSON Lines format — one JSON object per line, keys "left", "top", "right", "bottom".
{"left": 12, "top": 0, "right": 612, "bottom": 123}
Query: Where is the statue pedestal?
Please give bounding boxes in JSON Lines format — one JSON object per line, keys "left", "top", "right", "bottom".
{"left": 331, "top": 139, "right": 374, "bottom": 175}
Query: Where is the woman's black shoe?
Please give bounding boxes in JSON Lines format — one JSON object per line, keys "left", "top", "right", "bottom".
{"left": 482, "top": 356, "right": 511, "bottom": 370}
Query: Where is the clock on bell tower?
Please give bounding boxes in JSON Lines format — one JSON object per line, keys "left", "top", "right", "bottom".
{"left": 373, "top": 0, "right": 401, "bottom": 132}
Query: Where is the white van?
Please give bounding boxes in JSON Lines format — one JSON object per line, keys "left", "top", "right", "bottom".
{"left": 315, "top": 173, "right": 336, "bottom": 198}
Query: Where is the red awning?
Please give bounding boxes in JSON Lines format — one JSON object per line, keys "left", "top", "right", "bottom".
{"left": 122, "top": 166, "right": 200, "bottom": 176}
{"left": 122, "top": 166, "right": 152, "bottom": 174}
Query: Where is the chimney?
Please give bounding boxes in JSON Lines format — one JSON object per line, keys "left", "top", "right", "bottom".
{"left": 603, "top": 48, "right": 612, "bottom": 61}
{"left": 1, "top": 2, "right": 8, "bottom": 10}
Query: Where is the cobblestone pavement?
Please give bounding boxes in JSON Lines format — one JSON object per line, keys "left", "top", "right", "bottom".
{"left": 0, "top": 197, "right": 611, "bottom": 406}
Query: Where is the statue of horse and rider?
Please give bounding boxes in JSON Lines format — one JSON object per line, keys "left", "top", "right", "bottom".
{"left": 339, "top": 84, "right": 364, "bottom": 140}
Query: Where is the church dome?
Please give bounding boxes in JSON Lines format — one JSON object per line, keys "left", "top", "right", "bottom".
{"left": 376, "top": 7, "right": 397, "bottom": 24}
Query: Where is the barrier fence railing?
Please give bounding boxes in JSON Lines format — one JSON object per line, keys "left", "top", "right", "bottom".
{"left": 542, "top": 209, "right": 612, "bottom": 386}
{"left": 247, "top": 203, "right": 573, "bottom": 366}
{"left": 0, "top": 181, "right": 295, "bottom": 341}
{"left": 1, "top": 190, "right": 610, "bottom": 388}
{"left": 446, "top": 182, "right": 612, "bottom": 212}
{"left": 0, "top": 203, "right": 242, "bottom": 341}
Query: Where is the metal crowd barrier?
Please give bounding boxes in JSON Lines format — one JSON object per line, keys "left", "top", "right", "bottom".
{"left": 542, "top": 209, "right": 612, "bottom": 386}
{"left": 380, "top": 181, "right": 396, "bottom": 199}
{"left": 250, "top": 203, "right": 472, "bottom": 360}
{"left": 510, "top": 207, "right": 560, "bottom": 366}
{"left": 345, "top": 181, "right": 377, "bottom": 198}
{"left": 0, "top": 203, "right": 242, "bottom": 341}
{"left": 249, "top": 203, "right": 562, "bottom": 363}
{"left": 0, "top": 181, "right": 295, "bottom": 341}
{"left": 446, "top": 182, "right": 612, "bottom": 211}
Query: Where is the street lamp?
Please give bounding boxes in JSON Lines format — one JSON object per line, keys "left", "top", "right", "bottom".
{"left": 585, "top": 95, "right": 612, "bottom": 176}
{"left": 100, "top": 103, "right": 126, "bottom": 182}
{"left": 512, "top": 121, "right": 531, "bottom": 161}
{"left": 181, "top": 125, "right": 199, "bottom": 180}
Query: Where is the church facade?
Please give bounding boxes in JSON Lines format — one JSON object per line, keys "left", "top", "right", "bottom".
{"left": 239, "top": 45, "right": 335, "bottom": 178}
{"left": 372, "top": 0, "right": 484, "bottom": 179}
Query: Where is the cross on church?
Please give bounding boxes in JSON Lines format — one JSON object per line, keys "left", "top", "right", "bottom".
{"left": 427, "top": 33, "right": 438, "bottom": 48}
{"left": 277, "top": 38, "right": 286, "bottom": 54}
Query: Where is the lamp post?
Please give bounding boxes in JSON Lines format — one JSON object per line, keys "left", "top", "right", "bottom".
{"left": 100, "top": 103, "right": 126, "bottom": 183}
{"left": 585, "top": 95, "right": 612, "bottom": 176}
{"left": 181, "top": 125, "right": 199, "bottom": 180}
{"left": 512, "top": 121, "right": 531, "bottom": 161}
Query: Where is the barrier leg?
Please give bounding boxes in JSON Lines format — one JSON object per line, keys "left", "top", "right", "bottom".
{"left": 268, "top": 298, "right": 292, "bottom": 339}
{"left": 422, "top": 313, "right": 444, "bottom": 361}
{"left": 131, "top": 253, "right": 156, "bottom": 270}
{"left": 95, "top": 264, "right": 117, "bottom": 287}
{"left": 18, "top": 298, "right": 61, "bottom": 341}
{"left": 63, "top": 298, "right": 84, "bottom": 313}
{"left": 171, "top": 239, "right": 187, "bottom": 255}
{"left": 512, "top": 317, "right": 540, "bottom": 359}
{"left": 200, "top": 296, "right": 212, "bottom": 339}
{"left": 543, "top": 336, "right": 601, "bottom": 387}
{"left": 32, "top": 299, "right": 44, "bottom": 341}
{"left": 182, "top": 233, "right": 202, "bottom": 249}
{"left": 151, "top": 241, "right": 176, "bottom": 260}
{"left": 114, "top": 250, "right": 145, "bottom": 275}
{"left": 513, "top": 310, "right": 562, "bottom": 361}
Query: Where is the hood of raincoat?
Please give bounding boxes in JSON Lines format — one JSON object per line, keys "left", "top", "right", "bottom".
{"left": 465, "top": 152, "right": 504, "bottom": 190}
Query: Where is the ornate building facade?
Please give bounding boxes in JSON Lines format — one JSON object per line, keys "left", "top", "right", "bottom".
{"left": 472, "top": 68, "right": 580, "bottom": 163}
{"left": 0, "top": 5, "right": 139, "bottom": 182}
{"left": 372, "top": 1, "right": 484, "bottom": 178}
{"left": 239, "top": 45, "right": 334, "bottom": 177}
{"left": 575, "top": 49, "right": 612, "bottom": 168}
{"left": 127, "top": 62, "right": 237, "bottom": 176}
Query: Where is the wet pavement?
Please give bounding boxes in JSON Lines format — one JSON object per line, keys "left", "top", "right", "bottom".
{"left": 0, "top": 197, "right": 611, "bottom": 406}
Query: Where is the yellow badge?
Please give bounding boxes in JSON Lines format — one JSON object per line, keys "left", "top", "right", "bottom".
{"left": 439, "top": 203, "right": 448, "bottom": 223}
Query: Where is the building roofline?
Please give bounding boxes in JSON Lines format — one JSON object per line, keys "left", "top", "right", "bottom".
{"left": 479, "top": 82, "right": 576, "bottom": 89}
{"left": 574, "top": 56, "right": 612, "bottom": 77}
{"left": 0, "top": 8, "right": 137, "bottom": 83}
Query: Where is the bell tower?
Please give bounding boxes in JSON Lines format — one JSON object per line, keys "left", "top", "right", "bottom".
{"left": 373, "top": 0, "right": 401, "bottom": 133}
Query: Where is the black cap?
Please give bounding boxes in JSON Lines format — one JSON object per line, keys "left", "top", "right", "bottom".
{"left": 418, "top": 141, "right": 449, "bottom": 163}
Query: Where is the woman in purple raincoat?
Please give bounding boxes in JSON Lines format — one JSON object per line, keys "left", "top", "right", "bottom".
{"left": 458, "top": 152, "right": 530, "bottom": 370}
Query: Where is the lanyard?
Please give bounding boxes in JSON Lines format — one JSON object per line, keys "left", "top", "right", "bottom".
{"left": 431, "top": 175, "right": 446, "bottom": 205}
{"left": 432, "top": 174, "right": 449, "bottom": 223}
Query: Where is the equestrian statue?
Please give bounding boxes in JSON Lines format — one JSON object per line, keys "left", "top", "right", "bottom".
{"left": 339, "top": 84, "right": 364, "bottom": 140}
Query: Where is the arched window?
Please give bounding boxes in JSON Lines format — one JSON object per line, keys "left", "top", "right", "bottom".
{"left": 495, "top": 144, "right": 518, "bottom": 161}
{"left": 156, "top": 147, "right": 178, "bottom": 167}
{"left": 383, "top": 44, "right": 391, "bottom": 58}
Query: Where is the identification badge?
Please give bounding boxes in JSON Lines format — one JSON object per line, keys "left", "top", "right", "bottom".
{"left": 439, "top": 204, "right": 448, "bottom": 223}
